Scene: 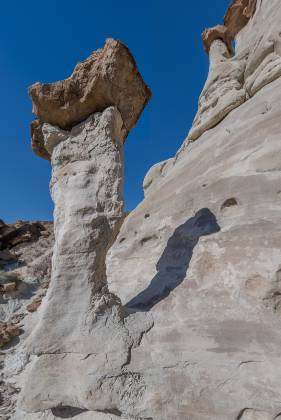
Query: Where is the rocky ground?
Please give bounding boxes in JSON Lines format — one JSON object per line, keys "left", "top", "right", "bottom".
{"left": 0, "top": 220, "right": 54, "bottom": 419}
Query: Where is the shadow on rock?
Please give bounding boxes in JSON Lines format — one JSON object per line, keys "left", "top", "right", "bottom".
{"left": 51, "top": 407, "right": 88, "bottom": 418}
{"left": 126, "top": 208, "right": 220, "bottom": 312}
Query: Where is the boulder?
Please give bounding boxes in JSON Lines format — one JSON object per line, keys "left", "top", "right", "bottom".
{"left": 29, "top": 38, "right": 151, "bottom": 159}
{"left": 202, "top": 25, "right": 233, "bottom": 54}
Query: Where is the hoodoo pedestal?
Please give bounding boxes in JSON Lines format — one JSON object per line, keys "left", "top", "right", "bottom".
{"left": 20, "top": 40, "right": 152, "bottom": 417}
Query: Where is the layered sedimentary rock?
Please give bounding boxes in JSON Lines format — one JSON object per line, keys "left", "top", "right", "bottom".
{"left": 0, "top": 220, "right": 53, "bottom": 418}
{"left": 29, "top": 38, "right": 151, "bottom": 160}
{"left": 105, "top": 0, "right": 281, "bottom": 418}
{"left": 21, "top": 108, "right": 152, "bottom": 415}
{"left": 17, "top": 40, "right": 152, "bottom": 418}
{"left": 109, "top": 74, "right": 281, "bottom": 418}
{"left": 224, "top": 0, "right": 257, "bottom": 37}
{"left": 187, "top": 38, "right": 246, "bottom": 142}
{"left": 187, "top": 0, "right": 280, "bottom": 143}
{"left": 3, "top": 0, "right": 281, "bottom": 419}
{"left": 202, "top": 25, "right": 233, "bottom": 54}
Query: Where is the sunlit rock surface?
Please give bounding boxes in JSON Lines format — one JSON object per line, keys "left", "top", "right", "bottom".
{"left": 108, "top": 74, "right": 281, "bottom": 419}
{"left": 20, "top": 107, "right": 153, "bottom": 416}
{"left": 29, "top": 38, "right": 151, "bottom": 145}
{"left": 187, "top": 0, "right": 281, "bottom": 143}
{"left": 14, "top": 37, "right": 152, "bottom": 420}
{"left": 106, "top": 1, "right": 281, "bottom": 418}
{"left": 2, "top": 1, "right": 281, "bottom": 419}
{"left": 224, "top": 0, "right": 257, "bottom": 37}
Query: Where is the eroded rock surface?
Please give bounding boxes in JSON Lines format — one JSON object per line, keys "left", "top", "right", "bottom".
{"left": 16, "top": 38, "right": 152, "bottom": 419}
{"left": 3, "top": 1, "right": 281, "bottom": 419}
{"left": 20, "top": 108, "right": 150, "bottom": 414}
{"left": 20, "top": 108, "right": 153, "bottom": 417}
{"left": 202, "top": 25, "right": 233, "bottom": 54}
{"left": 0, "top": 220, "right": 54, "bottom": 419}
{"left": 29, "top": 38, "right": 151, "bottom": 153}
{"left": 187, "top": 0, "right": 281, "bottom": 143}
{"left": 225, "top": 0, "right": 257, "bottom": 37}
{"left": 108, "top": 69, "right": 281, "bottom": 420}
{"left": 188, "top": 38, "right": 246, "bottom": 142}
{"left": 105, "top": 1, "right": 281, "bottom": 418}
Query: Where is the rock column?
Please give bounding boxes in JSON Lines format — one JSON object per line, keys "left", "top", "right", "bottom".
{"left": 28, "top": 107, "right": 128, "bottom": 355}
{"left": 20, "top": 39, "right": 152, "bottom": 416}
{"left": 187, "top": 25, "right": 246, "bottom": 142}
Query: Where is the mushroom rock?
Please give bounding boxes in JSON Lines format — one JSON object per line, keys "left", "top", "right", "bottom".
{"left": 28, "top": 38, "right": 151, "bottom": 154}
{"left": 19, "top": 40, "right": 152, "bottom": 417}
{"left": 187, "top": 38, "right": 246, "bottom": 142}
{"left": 202, "top": 25, "right": 233, "bottom": 55}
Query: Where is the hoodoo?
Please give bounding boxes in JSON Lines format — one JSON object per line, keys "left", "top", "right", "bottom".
{"left": 2, "top": 1, "right": 281, "bottom": 419}
{"left": 20, "top": 40, "right": 152, "bottom": 417}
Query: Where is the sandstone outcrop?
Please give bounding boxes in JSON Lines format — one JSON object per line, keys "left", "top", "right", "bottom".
{"left": 0, "top": 221, "right": 47, "bottom": 252}
{"left": 202, "top": 0, "right": 258, "bottom": 56}
{"left": 17, "top": 40, "right": 152, "bottom": 418}
{"left": 29, "top": 38, "right": 151, "bottom": 160}
{"left": 187, "top": 38, "right": 246, "bottom": 142}
{"left": 20, "top": 108, "right": 152, "bottom": 416}
{"left": 0, "top": 220, "right": 54, "bottom": 419}
{"left": 105, "top": 1, "right": 281, "bottom": 417}
{"left": 108, "top": 73, "right": 281, "bottom": 416}
{"left": 0, "top": 319, "right": 22, "bottom": 348}
{"left": 187, "top": 0, "right": 280, "bottom": 143}
{"left": 202, "top": 25, "right": 233, "bottom": 55}
{"left": 224, "top": 0, "right": 257, "bottom": 37}
{"left": 3, "top": 0, "right": 281, "bottom": 419}
{"left": 30, "top": 120, "right": 50, "bottom": 160}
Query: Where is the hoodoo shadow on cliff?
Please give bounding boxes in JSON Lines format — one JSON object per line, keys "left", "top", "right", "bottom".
{"left": 126, "top": 208, "right": 220, "bottom": 312}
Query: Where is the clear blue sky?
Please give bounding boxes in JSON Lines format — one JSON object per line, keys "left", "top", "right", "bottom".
{"left": 1, "top": 0, "right": 230, "bottom": 223}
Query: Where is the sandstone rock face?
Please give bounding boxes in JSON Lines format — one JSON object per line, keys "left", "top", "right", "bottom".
{"left": 107, "top": 71, "right": 281, "bottom": 420}
{"left": 224, "top": 0, "right": 257, "bottom": 37}
{"left": 187, "top": 0, "right": 281, "bottom": 143}
{"left": 105, "top": 1, "right": 281, "bottom": 418}
{"left": 238, "top": 409, "right": 272, "bottom": 420}
{"left": 30, "top": 120, "right": 50, "bottom": 160}
{"left": 202, "top": 1, "right": 257, "bottom": 58}
{"left": 202, "top": 25, "right": 233, "bottom": 54}
{"left": 3, "top": 1, "right": 281, "bottom": 419}
{"left": 29, "top": 38, "right": 151, "bottom": 158}
{"left": 20, "top": 107, "right": 153, "bottom": 417}
{"left": 187, "top": 38, "right": 246, "bottom": 142}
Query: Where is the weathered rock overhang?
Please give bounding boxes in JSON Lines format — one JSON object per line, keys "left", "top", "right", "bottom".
{"left": 29, "top": 38, "right": 151, "bottom": 159}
